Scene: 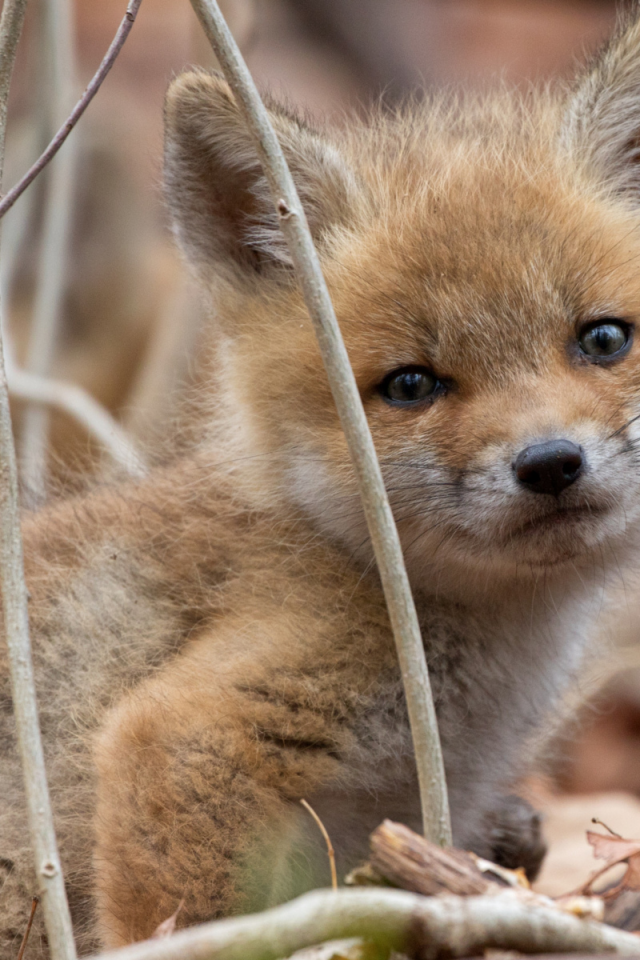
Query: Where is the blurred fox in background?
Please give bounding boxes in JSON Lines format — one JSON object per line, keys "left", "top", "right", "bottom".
{"left": 6, "top": 3, "right": 640, "bottom": 955}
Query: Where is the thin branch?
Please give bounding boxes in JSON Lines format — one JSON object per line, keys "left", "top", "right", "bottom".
{"left": 85, "top": 888, "right": 640, "bottom": 960}
{"left": 188, "top": 0, "right": 451, "bottom": 845}
{"left": 8, "top": 361, "right": 147, "bottom": 478}
{"left": 0, "top": 0, "right": 144, "bottom": 223}
{"left": 20, "top": 0, "right": 80, "bottom": 501}
{"left": 301, "top": 799, "right": 338, "bottom": 891}
{"left": 0, "top": 2, "right": 77, "bottom": 959}
{"left": 16, "top": 896, "right": 40, "bottom": 960}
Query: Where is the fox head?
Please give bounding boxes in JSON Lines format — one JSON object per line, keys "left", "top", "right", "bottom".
{"left": 164, "top": 10, "right": 640, "bottom": 589}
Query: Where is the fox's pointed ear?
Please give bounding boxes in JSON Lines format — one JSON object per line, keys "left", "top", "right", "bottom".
{"left": 164, "top": 71, "right": 357, "bottom": 280}
{"left": 562, "top": 12, "right": 640, "bottom": 199}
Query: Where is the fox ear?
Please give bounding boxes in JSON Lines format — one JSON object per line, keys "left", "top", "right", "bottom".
{"left": 562, "top": 13, "right": 640, "bottom": 200}
{"left": 164, "top": 71, "right": 357, "bottom": 280}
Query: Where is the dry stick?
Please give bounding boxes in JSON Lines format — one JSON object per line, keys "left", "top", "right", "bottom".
{"left": 0, "top": 1, "right": 77, "bottom": 958}
{"left": 592, "top": 817, "right": 623, "bottom": 839}
{"left": 0, "top": 88, "right": 144, "bottom": 480}
{"left": 85, "top": 888, "right": 640, "bottom": 960}
{"left": 20, "top": 0, "right": 80, "bottom": 501}
{"left": 17, "top": 896, "right": 40, "bottom": 960}
{"left": 0, "top": 0, "right": 144, "bottom": 223}
{"left": 188, "top": 0, "right": 451, "bottom": 848}
{"left": 301, "top": 799, "right": 338, "bottom": 892}
{"left": 8, "top": 361, "right": 147, "bottom": 477}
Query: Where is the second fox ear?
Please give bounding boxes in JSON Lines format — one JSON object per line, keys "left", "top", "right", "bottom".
{"left": 562, "top": 13, "right": 640, "bottom": 200}
{"left": 164, "top": 71, "right": 358, "bottom": 281}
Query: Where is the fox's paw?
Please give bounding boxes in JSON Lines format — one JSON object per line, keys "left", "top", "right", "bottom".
{"left": 481, "top": 794, "right": 547, "bottom": 881}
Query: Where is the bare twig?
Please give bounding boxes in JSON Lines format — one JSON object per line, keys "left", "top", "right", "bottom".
{"left": 20, "top": 0, "right": 80, "bottom": 500}
{"left": 7, "top": 360, "right": 147, "bottom": 478}
{"left": 16, "top": 896, "right": 40, "bottom": 960}
{"left": 188, "top": 0, "right": 451, "bottom": 847}
{"left": 0, "top": 0, "right": 77, "bottom": 957}
{"left": 0, "top": 148, "right": 143, "bottom": 477}
{"left": 85, "top": 888, "right": 640, "bottom": 960}
{"left": 592, "top": 818, "right": 624, "bottom": 839}
{"left": 301, "top": 799, "right": 338, "bottom": 892}
{"left": 0, "top": 0, "right": 144, "bottom": 223}
{"left": 151, "top": 900, "right": 185, "bottom": 940}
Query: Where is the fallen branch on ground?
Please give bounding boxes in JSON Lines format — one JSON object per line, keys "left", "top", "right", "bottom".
{"left": 365, "top": 820, "right": 603, "bottom": 919}
{"left": 368, "top": 819, "right": 494, "bottom": 897}
{"left": 85, "top": 888, "right": 640, "bottom": 960}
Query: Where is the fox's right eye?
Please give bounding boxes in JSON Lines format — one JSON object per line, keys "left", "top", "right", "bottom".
{"left": 380, "top": 367, "right": 441, "bottom": 405}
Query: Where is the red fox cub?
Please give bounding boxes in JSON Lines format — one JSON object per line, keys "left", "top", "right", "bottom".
{"left": 4, "top": 7, "right": 640, "bottom": 954}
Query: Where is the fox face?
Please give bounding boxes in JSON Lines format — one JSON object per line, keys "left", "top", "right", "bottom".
{"left": 165, "top": 13, "right": 640, "bottom": 591}
{"left": 344, "top": 178, "right": 640, "bottom": 579}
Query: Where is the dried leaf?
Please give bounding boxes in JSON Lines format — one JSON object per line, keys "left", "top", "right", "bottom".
{"left": 579, "top": 832, "right": 640, "bottom": 898}
{"left": 151, "top": 899, "right": 184, "bottom": 939}
{"left": 587, "top": 831, "right": 640, "bottom": 865}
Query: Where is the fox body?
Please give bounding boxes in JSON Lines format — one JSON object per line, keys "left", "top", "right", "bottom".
{"left": 4, "top": 9, "right": 640, "bottom": 954}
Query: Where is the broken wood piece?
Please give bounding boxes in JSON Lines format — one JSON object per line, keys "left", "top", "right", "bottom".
{"left": 369, "top": 820, "right": 506, "bottom": 897}
{"left": 368, "top": 821, "right": 604, "bottom": 921}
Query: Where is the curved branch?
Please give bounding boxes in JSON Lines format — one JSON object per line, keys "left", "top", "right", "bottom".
{"left": 187, "top": 0, "right": 451, "bottom": 844}
{"left": 8, "top": 364, "right": 146, "bottom": 478}
{"left": 20, "top": 0, "right": 80, "bottom": 498}
{"left": 87, "top": 888, "right": 640, "bottom": 960}
{"left": 0, "top": 0, "right": 78, "bottom": 956}
{"left": 0, "top": 0, "right": 143, "bottom": 223}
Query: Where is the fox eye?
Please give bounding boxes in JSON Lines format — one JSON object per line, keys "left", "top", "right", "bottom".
{"left": 579, "top": 320, "right": 630, "bottom": 359}
{"left": 380, "top": 366, "right": 441, "bottom": 405}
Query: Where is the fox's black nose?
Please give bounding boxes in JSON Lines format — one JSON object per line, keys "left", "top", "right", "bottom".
{"left": 514, "top": 440, "right": 583, "bottom": 497}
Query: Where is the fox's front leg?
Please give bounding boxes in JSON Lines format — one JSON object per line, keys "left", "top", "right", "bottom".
{"left": 93, "top": 637, "right": 348, "bottom": 947}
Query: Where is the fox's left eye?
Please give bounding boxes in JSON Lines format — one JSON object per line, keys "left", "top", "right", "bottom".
{"left": 380, "top": 366, "right": 441, "bottom": 405}
{"left": 579, "top": 320, "right": 630, "bottom": 359}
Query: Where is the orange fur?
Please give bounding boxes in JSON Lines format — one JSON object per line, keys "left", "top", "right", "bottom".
{"left": 5, "top": 7, "right": 640, "bottom": 954}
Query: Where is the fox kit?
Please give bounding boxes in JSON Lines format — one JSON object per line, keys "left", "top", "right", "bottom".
{"left": 5, "top": 8, "right": 640, "bottom": 954}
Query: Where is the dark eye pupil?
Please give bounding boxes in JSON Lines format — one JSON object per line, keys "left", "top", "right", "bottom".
{"left": 579, "top": 322, "right": 628, "bottom": 357}
{"left": 382, "top": 368, "right": 438, "bottom": 404}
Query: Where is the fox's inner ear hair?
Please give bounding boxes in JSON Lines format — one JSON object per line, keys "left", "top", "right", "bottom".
{"left": 164, "top": 71, "right": 357, "bottom": 280}
{"left": 562, "top": 10, "right": 640, "bottom": 200}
